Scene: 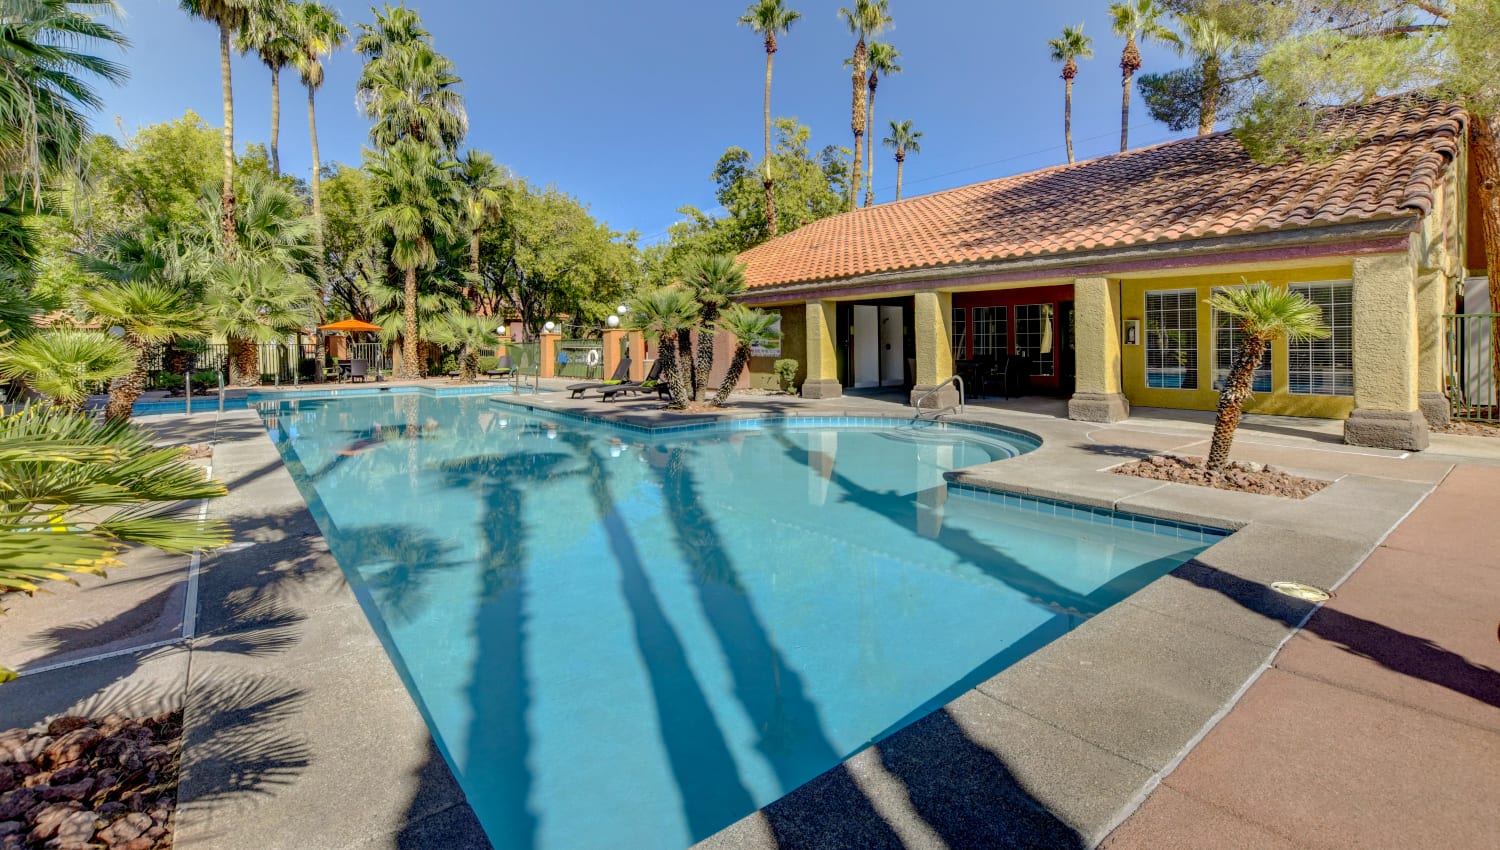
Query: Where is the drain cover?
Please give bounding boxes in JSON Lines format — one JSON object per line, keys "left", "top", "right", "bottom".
{"left": 1270, "top": 581, "right": 1331, "bottom": 603}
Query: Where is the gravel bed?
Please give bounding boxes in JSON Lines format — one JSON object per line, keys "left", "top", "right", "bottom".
{"left": 1114, "top": 454, "right": 1328, "bottom": 499}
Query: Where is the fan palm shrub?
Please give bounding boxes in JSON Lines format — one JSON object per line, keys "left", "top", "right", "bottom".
{"left": 0, "top": 329, "right": 133, "bottom": 412}
{"left": 203, "top": 262, "right": 313, "bottom": 386}
{"left": 712, "top": 305, "right": 781, "bottom": 407}
{"left": 683, "top": 254, "right": 747, "bottom": 401}
{"left": 1205, "top": 283, "right": 1329, "bottom": 469}
{"left": 83, "top": 282, "right": 205, "bottom": 421}
{"left": 0, "top": 406, "right": 228, "bottom": 681}
{"left": 626, "top": 286, "right": 698, "bottom": 409}
{"left": 427, "top": 312, "right": 496, "bottom": 382}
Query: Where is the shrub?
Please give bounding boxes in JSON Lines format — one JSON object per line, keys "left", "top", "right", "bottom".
{"left": 478, "top": 355, "right": 499, "bottom": 373}
{"left": 154, "top": 374, "right": 185, "bottom": 393}
{"left": 772, "top": 359, "right": 799, "bottom": 394}
{"left": 191, "top": 370, "right": 220, "bottom": 392}
{"left": 299, "top": 358, "right": 317, "bottom": 380}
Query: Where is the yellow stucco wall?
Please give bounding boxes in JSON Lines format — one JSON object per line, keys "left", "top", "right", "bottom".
{"left": 1073, "top": 277, "right": 1123, "bottom": 395}
{"left": 746, "top": 306, "right": 806, "bottom": 390}
{"left": 913, "top": 291, "right": 954, "bottom": 386}
{"left": 1351, "top": 248, "right": 1420, "bottom": 413}
{"left": 1120, "top": 264, "right": 1358, "bottom": 418}
{"left": 805, "top": 300, "right": 838, "bottom": 381}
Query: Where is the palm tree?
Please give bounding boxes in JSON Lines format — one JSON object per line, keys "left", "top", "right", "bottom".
{"left": 838, "top": 0, "right": 891, "bottom": 211}
{"left": 456, "top": 150, "right": 507, "bottom": 308}
{"left": 738, "top": 0, "right": 800, "bottom": 238}
{"left": 0, "top": 329, "right": 134, "bottom": 412}
{"left": 427, "top": 312, "right": 496, "bottom": 382}
{"left": 355, "top": 5, "right": 467, "bottom": 154}
{"left": 861, "top": 40, "right": 901, "bottom": 207}
{"left": 683, "top": 254, "right": 747, "bottom": 402}
{"left": 0, "top": 406, "right": 228, "bottom": 680}
{"left": 204, "top": 261, "right": 313, "bottom": 386}
{"left": 625, "top": 286, "right": 698, "bottom": 409}
{"left": 180, "top": 0, "right": 259, "bottom": 249}
{"left": 1180, "top": 13, "right": 1237, "bottom": 135}
{"left": 1048, "top": 24, "right": 1094, "bottom": 164}
{"left": 82, "top": 282, "right": 205, "bottom": 421}
{"left": 1109, "top": 0, "right": 1180, "bottom": 152}
{"left": 711, "top": 305, "right": 781, "bottom": 406}
{"left": 882, "top": 119, "right": 922, "bottom": 201}
{"left": 235, "top": 0, "right": 297, "bottom": 177}
{"left": 0, "top": 0, "right": 128, "bottom": 198}
{"left": 1205, "top": 283, "right": 1329, "bottom": 469}
{"left": 286, "top": 0, "right": 348, "bottom": 379}
{"left": 367, "top": 137, "right": 457, "bottom": 379}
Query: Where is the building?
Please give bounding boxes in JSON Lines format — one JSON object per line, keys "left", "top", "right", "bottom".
{"left": 736, "top": 96, "right": 1486, "bottom": 451}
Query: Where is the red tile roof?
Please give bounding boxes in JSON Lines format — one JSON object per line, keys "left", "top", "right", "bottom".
{"left": 738, "top": 96, "right": 1466, "bottom": 290}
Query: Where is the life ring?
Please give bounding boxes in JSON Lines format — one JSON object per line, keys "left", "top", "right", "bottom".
{"left": 585, "top": 349, "right": 601, "bottom": 367}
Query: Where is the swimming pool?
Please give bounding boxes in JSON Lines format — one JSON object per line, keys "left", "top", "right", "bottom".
{"left": 259, "top": 393, "right": 1223, "bottom": 849}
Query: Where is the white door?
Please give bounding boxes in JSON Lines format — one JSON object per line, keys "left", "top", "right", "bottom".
{"left": 879, "top": 306, "right": 904, "bottom": 387}
{"left": 853, "top": 305, "right": 880, "bottom": 388}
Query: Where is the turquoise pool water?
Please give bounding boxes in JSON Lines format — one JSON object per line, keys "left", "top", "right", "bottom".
{"left": 260, "top": 393, "right": 1222, "bottom": 850}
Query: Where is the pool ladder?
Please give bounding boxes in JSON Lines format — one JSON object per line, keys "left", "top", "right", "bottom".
{"left": 913, "top": 375, "right": 964, "bottom": 420}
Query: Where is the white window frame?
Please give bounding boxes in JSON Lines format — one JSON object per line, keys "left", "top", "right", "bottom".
{"left": 1287, "top": 280, "right": 1354, "bottom": 397}
{"left": 1144, "top": 289, "right": 1200, "bottom": 390}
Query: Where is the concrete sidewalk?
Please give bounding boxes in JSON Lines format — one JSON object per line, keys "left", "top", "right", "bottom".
{"left": 1104, "top": 465, "right": 1500, "bottom": 850}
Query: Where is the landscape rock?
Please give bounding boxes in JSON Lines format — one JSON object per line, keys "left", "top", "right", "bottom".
{"left": 1114, "top": 454, "right": 1327, "bottom": 499}
{"left": 44, "top": 718, "right": 88, "bottom": 738}
{"left": 42, "top": 729, "right": 103, "bottom": 768}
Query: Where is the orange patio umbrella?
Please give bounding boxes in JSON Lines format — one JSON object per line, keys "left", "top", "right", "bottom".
{"left": 318, "top": 319, "right": 384, "bottom": 333}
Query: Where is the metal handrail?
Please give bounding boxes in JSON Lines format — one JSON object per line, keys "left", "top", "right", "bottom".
{"left": 913, "top": 375, "right": 964, "bottom": 420}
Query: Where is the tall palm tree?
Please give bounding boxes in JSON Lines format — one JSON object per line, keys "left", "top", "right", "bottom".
{"left": 1205, "top": 283, "right": 1328, "bottom": 469}
{"left": 235, "top": 0, "right": 297, "bottom": 177}
{"left": 882, "top": 119, "right": 922, "bottom": 201}
{"left": 861, "top": 40, "right": 901, "bottom": 207}
{"left": 180, "top": 0, "right": 259, "bottom": 249}
{"left": 711, "top": 304, "right": 781, "bottom": 406}
{"left": 82, "top": 282, "right": 205, "bottom": 421}
{"left": 456, "top": 150, "right": 506, "bottom": 309}
{"left": 0, "top": 329, "right": 134, "bottom": 412}
{"left": 1180, "top": 13, "right": 1237, "bottom": 135}
{"left": 1048, "top": 24, "right": 1093, "bottom": 164}
{"left": 1108, "top": 0, "right": 1180, "bottom": 152}
{"left": 0, "top": 0, "right": 128, "bottom": 198}
{"left": 684, "top": 254, "right": 747, "bottom": 402}
{"left": 286, "top": 0, "right": 347, "bottom": 379}
{"left": 355, "top": 5, "right": 467, "bottom": 154}
{"left": 738, "top": 0, "right": 800, "bottom": 238}
{"left": 837, "top": 0, "right": 891, "bottom": 211}
{"left": 367, "top": 137, "right": 457, "bottom": 379}
{"left": 625, "top": 285, "right": 698, "bottom": 409}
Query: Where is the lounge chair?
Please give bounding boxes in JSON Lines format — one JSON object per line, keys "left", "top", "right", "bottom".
{"left": 567, "top": 358, "right": 631, "bottom": 398}
{"left": 598, "top": 361, "right": 665, "bottom": 402}
{"left": 485, "top": 354, "right": 514, "bottom": 379}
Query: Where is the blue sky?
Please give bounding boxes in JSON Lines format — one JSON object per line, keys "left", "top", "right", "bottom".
{"left": 107, "top": 1, "right": 1188, "bottom": 243}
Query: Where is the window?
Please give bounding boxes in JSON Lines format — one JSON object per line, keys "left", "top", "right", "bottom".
{"left": 1212, "top": 288, "right": 1272, "bottom": 393}
{"left": 1288, "top": 281, "right": 1353, "bottom": 396}
{"left": 951, "top": 307, "right": 968, "bottom": 359}
{"left": 971, "top": 306, "right": 1008, "bottom": 359}
{"left": 1013, "top": 304, "right": 1056, "bottom": 377}
{"left": 1145, "top": 289, "right": 1199, "bottom": 389}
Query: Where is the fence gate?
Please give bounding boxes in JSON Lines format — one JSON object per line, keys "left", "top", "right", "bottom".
{"left": 1445, "top": 313, "right": 1499, "bottom": 422}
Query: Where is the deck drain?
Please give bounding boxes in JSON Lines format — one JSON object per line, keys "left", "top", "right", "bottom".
{"left": 1270, "top": 581, "right": 1331, "bottom": 603}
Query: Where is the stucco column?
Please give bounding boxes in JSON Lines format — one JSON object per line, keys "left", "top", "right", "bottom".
{"left": 1346, "top": 250, "right": 1429, "bottom": 450}
{"left": 627, "top": 330, "right": 646, "bottom": 381}
{"left": 1068, "top": 277, "right": 1130, "bottom": 422}
{"left": 910, "top": 291, "right": 959, "bottom": 410}
{"left": 602, "top": 328, "right": 627, "bottom": 382}
{"left": 1415, "top": 268, "right": 1451, "bottom": 427}
{"left": 538, "top": 331, "right": 561, "bottom": 379}
{"left": 801, "top": 300, "right": 842, "bottom": 398}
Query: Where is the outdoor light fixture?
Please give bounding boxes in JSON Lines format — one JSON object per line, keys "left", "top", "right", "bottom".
{"left": 606, "top": 315, "right": 620, "bottom": 328}
{"left": 1270, "top": 581, "right": 1331, "bottom": 603}
{"left": 544, "top": 321, "right": 556, "bottom": 333}
{"left": 617, "top": 304, "right": 629, "bottom": 315}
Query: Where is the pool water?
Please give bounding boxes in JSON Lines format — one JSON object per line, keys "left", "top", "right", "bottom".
{"left": 260, "top": 394, "right": 1220, "bottom": 850}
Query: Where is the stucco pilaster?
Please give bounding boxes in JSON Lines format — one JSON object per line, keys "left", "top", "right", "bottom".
{"left": 910, "top": 291, "right": 958, "bottom": 409}
{"left": 1346, "top": 248, "right": 1429, "bottom": 449}
{"left": 801, "top": 300, "right": 842, "bottom": 398}
{"left": 1069, "top": 277, "right": 1130, "bottom": 422}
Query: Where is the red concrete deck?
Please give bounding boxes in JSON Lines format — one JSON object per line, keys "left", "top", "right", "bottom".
{"left": 1104, "top": 465, "right": 1500, "bottom": 850}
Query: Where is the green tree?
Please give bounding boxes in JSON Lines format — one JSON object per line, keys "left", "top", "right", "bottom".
{"left": 355, "top": 4, "right": 467, "bottom": 154}
{"left": 683, "top": 254, "right": 747, "bottom": 401}
{"left": 838, "top": 0, "right": 891, "bottom": 210}
{"left": 860, "top": 40, "right": 901, "bottom": 206}
{"left": 738, "top": 0, "right": 801, "bottom": 237}
{"left": 82, "top": 281, "right": 205, "bottom": 421}
{"left": 0, "top": 329, "right": 133, "bottom": 411}
{"left": 203, "top": 260, "right": 312, "bottom": 385}
{"left": 625, "top": 285, "right": 698, "bottom": 409}
{"left": 179, "top": 0, "right": 258, "bottom": 249}
{"left": 711, "top": 304, "right": 781, "bottom": 406}
{"left": 1109, "top": 0, "right": 1182, "bottom": 152}
{"left": 1049, "top": 24, "right": 1094, "bottom": 163}
{"left": 235, "top": 0, "right": 297, "bottom": 177}
{"left": 455, "top": 149, "right": 507, "bottom": 307}
{"left": 367, "top": 137, "right": 457, "bottom": 378}
{"left": 426, "top": 312, "right": 495, "bottom": 382}
{"left": 882, "top": 119, "right": 923, "bottom": 200}
{"left": 318, "top": 161, "right": 381, "bottom": 321}
{"left": 1205, "top": 283, "right": 1328, "bottom": 469}
{"left": 72, "top": 113, "right": 222, "bottom": 238}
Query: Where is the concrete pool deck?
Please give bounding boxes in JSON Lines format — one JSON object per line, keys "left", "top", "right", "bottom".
{"left": 1, "top": 387, "right": 1496, "bottom": 849}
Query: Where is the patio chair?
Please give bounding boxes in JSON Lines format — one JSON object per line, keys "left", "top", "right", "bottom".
{"left": 485, "top": 354, "right": 514, "bottom": 379}
{"left": 349, "top": 360, "right": 369, "bottom": 383}
{"left": 598, "top": 360, "right": 664, "bottom": 402}
{"left": 567, "top": 358, "right": 631, "bottom": 398}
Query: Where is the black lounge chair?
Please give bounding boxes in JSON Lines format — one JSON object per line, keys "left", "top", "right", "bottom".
{"left": 598, "top": 361, "right": 665, "bottom": 402}
{"left": 486, "top": 354, "right": 514, "bottom": 378}
{"left": 567, "top": 358, "right": 631, "bottom": 398}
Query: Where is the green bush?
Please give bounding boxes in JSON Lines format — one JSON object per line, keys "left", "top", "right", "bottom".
{"left": 478, "top": 355, "right": 499, "bottom": 373}
{"left": 154, "top": 374, "right": 185, "bottom": 393}
{"left": 772, "top": 359, "right": 799, "bottom": 394}
{"left": 191, "top": 370, "right": 220, "bottom": 392}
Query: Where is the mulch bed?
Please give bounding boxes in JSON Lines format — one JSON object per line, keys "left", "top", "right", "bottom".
{"left": 1435, "top": 420, "right": 1500, "bottom": 438}
{"left": 1114, "top": 454, "right": 1329, "bottom": 499}
{"left": 0, "top": 713, "right": 181, "bottom": 850}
